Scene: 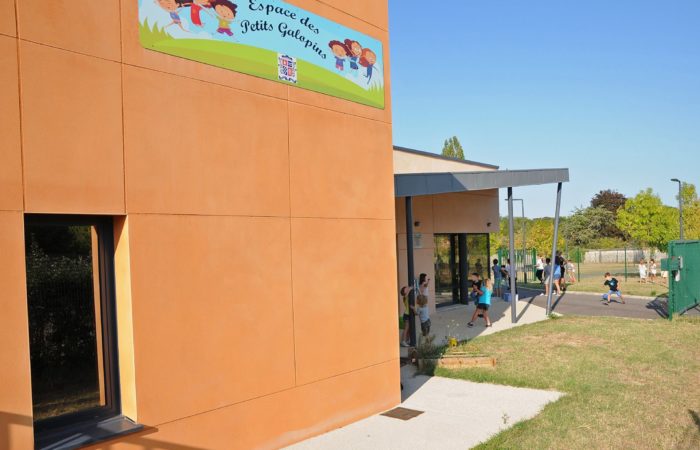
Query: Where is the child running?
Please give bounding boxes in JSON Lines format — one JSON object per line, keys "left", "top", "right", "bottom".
{"left": 602, "top": 272, "right": 625, "bottom": 304}
{"left": 413, "top": 294, "right": 431, "bottom": 337}
{"left": 468, "top": 278, "right": 493, "bottom": 327}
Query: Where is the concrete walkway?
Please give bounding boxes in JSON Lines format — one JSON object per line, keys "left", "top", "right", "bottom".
{"left": 286, "top": 302, "right": 559, "bottom": 450}
{"left": 286, "top": 365, "right": 562, "bottom": 450}
{"left": 401, "top": 297, "right": 549, "bottom": 356}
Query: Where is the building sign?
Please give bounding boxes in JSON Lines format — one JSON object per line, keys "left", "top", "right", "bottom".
{"left": 139, "top": 0, "right": 385, "bottom": 109}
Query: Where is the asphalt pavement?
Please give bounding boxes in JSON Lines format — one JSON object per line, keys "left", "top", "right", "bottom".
{"left": 518, "top": 288, "right": 669, "bottom": 320}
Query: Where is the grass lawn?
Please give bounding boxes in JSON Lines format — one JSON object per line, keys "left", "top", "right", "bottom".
{"left": 438, "top": 316, "right": 700, "bottom": 449}
{"left": 523, "top": 263, "right": 669, "bottom": 297}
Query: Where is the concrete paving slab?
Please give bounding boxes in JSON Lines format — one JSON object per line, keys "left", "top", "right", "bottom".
{"left": 400, "top": 297, "right": 549, "bottom": 358}
{"left": 286, "top": 365, "right": 562, "bottom": 450}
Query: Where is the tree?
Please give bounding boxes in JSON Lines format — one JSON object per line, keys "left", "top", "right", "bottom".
{"left": 590, "top": 190, "right": 627, "bottom": 239}
{"left": 489, "top": 217, "right": 564, "bottom": 257}
{"left": 617, "top": 189, "right": 677, "bottom": 251}
{"left": 591, "top": 190, "right": 627, "bottom": 214}
{"left": 442, "top": 136, "right": 465, "bottom": 160}
{"left": 678, "top": 182, "right": 700, "bottom": 240}
{"left": 561, "top": 207, "right": 615, "bottom": 247}
{"left": 527, "top": 218, "right": 565, "bottom": 256}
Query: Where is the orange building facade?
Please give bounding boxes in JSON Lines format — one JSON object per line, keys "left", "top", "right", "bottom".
{"left": 0, "top": 1, "right": 398, "bottom": 449}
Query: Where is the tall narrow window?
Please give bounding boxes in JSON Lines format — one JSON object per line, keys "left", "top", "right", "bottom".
{"left": 25, "top": 215, "right": 139, "bottom": 449}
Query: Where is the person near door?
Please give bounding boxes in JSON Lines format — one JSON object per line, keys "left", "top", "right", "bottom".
{"left": 492, "top": 259, "right": 503, "bottom": 298}
{"left": 470, "top": 273, "right": 482, "bottom": 304}
{"left": 418, "top": 273, "right": 430, "bottom": 303}
{"left": 400, "top": 286, "right": 413, "bottom": 347}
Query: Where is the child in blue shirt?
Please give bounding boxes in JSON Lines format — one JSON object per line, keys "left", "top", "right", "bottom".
{"left": 468, "top": 279, "right": 493, "bottom": 327}
{"left": 602, "top": 272, "right": 625, "bottom": 305}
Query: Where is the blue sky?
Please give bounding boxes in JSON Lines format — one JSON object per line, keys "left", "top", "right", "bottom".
{"left": 389, "top": 0, "right": 700, "bottom": 217}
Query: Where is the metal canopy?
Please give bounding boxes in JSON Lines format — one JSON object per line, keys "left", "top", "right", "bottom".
{"left": 395, "top": 168, "right": 570, "bottom": 198}
{"left": 400, "top": 167, "right": 569, "bottom": 326}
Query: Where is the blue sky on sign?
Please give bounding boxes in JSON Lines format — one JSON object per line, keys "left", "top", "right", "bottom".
{"left": 389, "top": 0, "right": 700, "bottom": 217}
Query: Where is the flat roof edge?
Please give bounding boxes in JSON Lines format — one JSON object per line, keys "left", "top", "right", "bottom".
{"left": 393, "top": 145, "right": 500, "bottom": 170}
{"left": 394, "top": 168, "right": 570, "bottom": 197}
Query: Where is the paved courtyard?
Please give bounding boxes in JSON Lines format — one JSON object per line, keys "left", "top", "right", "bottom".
{"left": 519, "top": 288, "right": 677, "bottom": 319}
{"left": 285, "top": 299, "right": 559, "bottom": 449}
{"left": 400, "top": 296, "right": 549, "bottom": 356}
{"left": 287, "top": 365, "right": 562, "bottom": 450}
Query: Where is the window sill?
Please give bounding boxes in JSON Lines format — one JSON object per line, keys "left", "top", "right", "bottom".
{"left": 35, "top": 415, "right": 143, "bottom": 450}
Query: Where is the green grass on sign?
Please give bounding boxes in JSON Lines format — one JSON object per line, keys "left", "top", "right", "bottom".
{"left": 139, "top": 21, "right": 385, "bottom": 109}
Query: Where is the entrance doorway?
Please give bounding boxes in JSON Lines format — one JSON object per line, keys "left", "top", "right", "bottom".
{"left": 434, "top": 233, "right": 491, "bottom": 307}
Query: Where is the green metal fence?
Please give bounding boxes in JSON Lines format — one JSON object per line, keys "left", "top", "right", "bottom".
{"left": 661, "top": 240, "right": 700, "bottom": 319}
{"left": 497, "top": 248, "right": 537, "bottom": 282}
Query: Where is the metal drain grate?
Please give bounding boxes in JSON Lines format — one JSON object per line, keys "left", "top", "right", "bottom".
{"left": 381, "top": 407, "right": 424, "bottom": 421}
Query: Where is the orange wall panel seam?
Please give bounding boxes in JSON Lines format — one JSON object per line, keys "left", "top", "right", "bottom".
{"left": 149, "top": 357, "right": 400, "bottom": 430}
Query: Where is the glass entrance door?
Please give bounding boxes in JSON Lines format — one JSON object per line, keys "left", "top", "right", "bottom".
{"left": 434, "top": 234, "right": 458, "bottom": 307}
{"left": 467, "top": 234, "right": 490, "bottom": 280}
{"left": 434, "top": 233, "right": 491, "bottom": 307}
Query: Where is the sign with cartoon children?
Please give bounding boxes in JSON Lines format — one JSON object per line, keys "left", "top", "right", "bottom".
{"left": 139, "top": 0, "right": 385, "bottom": 109}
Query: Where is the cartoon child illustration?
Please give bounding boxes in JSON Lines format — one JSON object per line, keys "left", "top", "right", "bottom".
{"left": 359, "top": 48, "right": 377, "bottom": 83}
{"left": 344, "top": 39, "right": 363, "bottom": 72}
{"left": 328, "top": 40, "right": 350, "bottom": 71}
{"left": 210, "top": 0, "right": 237, "bottom": 36}
{"left": 155, "top": 0, "right": 189, "bottom": 32}
{"left": 190, "top": 0, "right": 213, "bottom": 27}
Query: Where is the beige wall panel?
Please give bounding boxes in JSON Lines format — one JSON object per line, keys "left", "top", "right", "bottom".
{"left": 21, "top": 42, "right": 125, "bottom": 214}
{"left": 396, "top": 245, "right": 437, "bottom": 311}
{"left": 0, "top": 211, "right": 34, "bottom": 450}
{"left": 289, "top": 104, "right": 393, "bottom": 219}
{"left": 393, "top": 149, "right": 498, "bottom": 174}
{"left": 291, "top": 218, "right": 398, "bottom": 384}
{"left": 0, "top": 36, "right": 22, "bottom": 211}
{"left": 123, "top": 66, "right": 290, "bottom": 217}
{"left": 432, "top": 190, "right": 500, "bottom": 234}
{"left": 395, "top": 196, "right": 435, "bottom": 236}
{"left": 17, "top": 0, "right": 121, "bottom": 61}
{"left": 127, "top": 214, "right": 296, "bottom": 425}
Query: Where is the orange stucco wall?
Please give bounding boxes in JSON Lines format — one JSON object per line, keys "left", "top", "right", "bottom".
{"left": 395, "top": 191, "right": 500, "bottom": 311}
{"left": 0, "top": 1, "right": 398, "bottom": 449}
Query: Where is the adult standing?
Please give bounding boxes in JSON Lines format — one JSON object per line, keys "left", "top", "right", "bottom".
{"left": 399, "top": 286, "right": 413, "bottom": 347}
{"left": 492, "top": 259, "right": 503, "bottom": 298}
{"left": 506, "top": 258, "right": 517, "bottom": 296}
{"left": 556, "top": 251, "right": 567, "bottom": 292}
{"left": 535, "top": 256, "right": 545, "bottom": 283}
{"left": 541, "top": 257, "right": 562, "bottom": 297}
{"left": 475, "top": 259, "right": 484, "bottom": 278}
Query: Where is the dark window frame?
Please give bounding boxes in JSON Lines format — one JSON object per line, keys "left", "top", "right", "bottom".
{"left": 25, "top": 215, "right": 139, "bottom": 448}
